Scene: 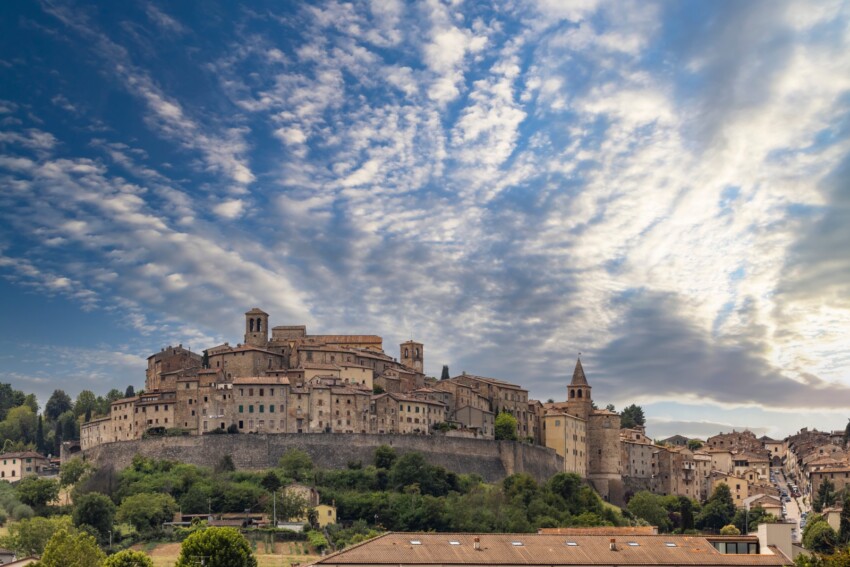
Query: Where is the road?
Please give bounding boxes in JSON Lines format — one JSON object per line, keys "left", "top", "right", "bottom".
{"left": 773, "top": 466, "right": 809, "bottom": 543}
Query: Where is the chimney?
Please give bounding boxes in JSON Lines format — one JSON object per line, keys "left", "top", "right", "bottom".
{"left": 474, "top": 537, "right": 480, "bottom": 550}
{"left": 610, "top": 538, "right": 617, "bottom": 551}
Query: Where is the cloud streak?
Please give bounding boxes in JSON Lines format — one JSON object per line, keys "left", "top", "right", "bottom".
{"left": 0, "top": 0, "right": 847, "bottom": 436}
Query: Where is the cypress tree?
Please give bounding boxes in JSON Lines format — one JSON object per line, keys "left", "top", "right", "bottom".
{"left": 440, "top": 365, "right": 450, "bottom": 380}
{"left": 36, "top": 415, "right": 45, "bottom": 454}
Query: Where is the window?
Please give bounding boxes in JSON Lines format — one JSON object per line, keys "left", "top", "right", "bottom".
{"left": 665, "top": 543, "right": 677, "bottom": 548}
{"left": 260, "top": 405, "right": 265, "bottom": 413}
{"left": 249, "top": 405, "right": 254, "bottom": 413}
{"left": 270, "top": 405, "right": 275, "bottom": 413}
{"left": 511, "top": 542, "right": 523, "bottom": 546}
{"left": 260, "top": 389, "right": 264, "bottom": 396}
{"left": 566, "top": 542, "right": 578, "bottom": 547}
{"left": 239, "top": 405, "right": 244, "bottom": 413}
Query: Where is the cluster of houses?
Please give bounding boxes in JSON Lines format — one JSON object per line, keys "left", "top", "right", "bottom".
{"left": 620, "top": 429, "right": 786, "bottom": 515}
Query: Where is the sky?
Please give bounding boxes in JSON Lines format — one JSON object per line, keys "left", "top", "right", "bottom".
{"left": 0, "top": 1, "right": 848, "bottom": 440}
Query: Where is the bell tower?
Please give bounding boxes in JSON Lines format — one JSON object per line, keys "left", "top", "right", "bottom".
{"left": 565, "top": 357, "right": 592, "bottom": 421}
{"left": 400, "top": 340, "right": 424, "bottom": 373}
{"left": 244, "top": 308, "right": 269, "bottom": 347}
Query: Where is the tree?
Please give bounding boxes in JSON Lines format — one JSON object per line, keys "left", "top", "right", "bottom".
{"left": 45, "top": 390, "right": 73, "bottom": 422}
{"left": 721, "top": 524, "right": 741, "bottom": 535}
{"left": 74, "top": 390, "right": 98, "bottom": 418}
{"left": 278, "top": 488, "right": 309, "bottom": 521}
{"left": 814, "top": 479, "right": 837, "bottom": 513}
{"left": 375, "top": 444, "right": 397, "bottom": 470}
{"left": 679, "top": 496, "right": 695, "bottom": 531}
{"left": 620, "top": 404, "right": 646, "bottom": 429}
{"left": 174, "top": 527, "right": 257, "bottom": 567}
{"left": 696, "top": 484, "right": 735, "bottom": 530}
{"left": 0, "top": 405, "right": 37, "bottom": 445}
{"left": 104, "top": 549, "right": 155, "bottom": 567}
{"left": 0, "top": 383, "right": 26, "bottom": 421}
{"left": 72, "top": 492, "right": 116, "bottom": 540}
{"left": 15, "top": 476, "right": 59, "bottom": 514}
{"left": 39, "top": 528, "right": 106, "bottom": 567}
{"left": 440, "top": 365, "right": 450, "bottom": 380}
{"left": 279, "top": 449, "right": 313, "bottom": 481}
{"left": 36, "top": 415, "right": 46, "bottom": 454}
{"left": 627, "top": 491, "right": 670, "bottom": 532}
{"left": 606, "top": 404, "right": 615, "bottom": 412}
{"left": 844, "top": 419, "right": 850, "bottom": 448}
{"left": 124, "top": 385, "right": 135, "bottom": 398}
{"left": 687, "top": 439, "right": 704, "bottom": 451}
{"left": 202, "top": 350, "right": 210, "bottom": 369}
{"left": 260, "top": 470, "right": 282, "bottom": 493}
{"left": 0, "top": 515, "right": 72, "bottom": 556}
{"left": 117, "top": 493, "right": 177, "bottom": 535}
{"left": 58, "top": 410, "right": 79, "bottom": 441}
{"left": 23, "top": 393, "right": 39, "bottom": 414}
{"left": 804, "top": 520, "right": 837, "bottom": 554}
{"left": 60, "top": 456, "right": 91, "bottom": 487}
{"left": 495, "top": 412, "right": 518, "bottom": 441}
{"left": 839, "top": 491, "right": 850, "bottom": 544}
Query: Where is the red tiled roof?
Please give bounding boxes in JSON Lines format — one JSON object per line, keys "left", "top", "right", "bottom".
{"left": 309, "top": 533, "right": 791, "bottom": 566}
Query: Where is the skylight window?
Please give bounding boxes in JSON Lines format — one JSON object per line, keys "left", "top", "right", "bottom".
{"left": 665, "top": 542, "right": 677, "bottom": 547}
{"left": 512, "top": 542, "right": 524, "bottom": 546}
{"left": 628, "top": 542, "right": 639, "bottom": 547}
{"left": 566, "top": 542, "right": 579, "bottom": 547}
{"left": 410, "top": 540, "right": 422, "bottom": 545}
{"left": 449, "top": 541, "right": 460, "bottom": 546}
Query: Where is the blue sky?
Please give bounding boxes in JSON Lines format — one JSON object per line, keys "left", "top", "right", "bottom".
{"left": 1, "top": 0, "right": 849, "bottom": 439}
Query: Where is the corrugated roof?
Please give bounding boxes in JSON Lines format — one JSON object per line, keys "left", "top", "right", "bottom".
{"left": 538, "top": 527, "right": 659, "bottom": 535}
{"left": 309, "top": 533, "right": 791, "bottom": 566}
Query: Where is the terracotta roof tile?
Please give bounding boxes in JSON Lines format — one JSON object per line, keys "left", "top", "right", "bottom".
{"left": 309, "top": 533, "right": 790, "bottom": 566}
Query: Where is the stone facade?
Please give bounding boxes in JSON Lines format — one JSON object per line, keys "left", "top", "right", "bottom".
{"left": 542, "top": 359, "right": 624, "bottom": 503}
{"left": 81, "top": 433, "right": 563, "bottom": 484}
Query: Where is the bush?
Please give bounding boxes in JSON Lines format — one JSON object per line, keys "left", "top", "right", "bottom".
{"left": 103, "top": 549, "right": 155, "bottom": 566}
{"left": 174, "top": 527, "right": 257, "bottom": 567}
{"left": 307, "top": 530, "right": 329, "bottom": 551}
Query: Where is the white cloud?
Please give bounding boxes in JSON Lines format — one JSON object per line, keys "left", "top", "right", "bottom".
{"left": 212, "top": 199, "right": 245, "bottom": 219}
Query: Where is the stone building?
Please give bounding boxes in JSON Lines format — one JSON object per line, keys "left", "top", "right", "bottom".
{"left": 543, "top": 358, "right": 623, "bottom": 502}
{"left": 146, "top": 345, "right": 202, "bottom": 392}
{"left": 448, "top": 374, "right": 532, "bottom": 438}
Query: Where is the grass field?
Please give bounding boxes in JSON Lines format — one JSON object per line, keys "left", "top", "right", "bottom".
{"left": 0, "top": 524, "right": 8, "bottom": 538}
{"left": 142, "top": 541, "right": 320, "bottom": 567}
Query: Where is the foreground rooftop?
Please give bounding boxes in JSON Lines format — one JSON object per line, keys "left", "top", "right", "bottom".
{"left": 309, "top": 533, "right": 792, "bottom": 567}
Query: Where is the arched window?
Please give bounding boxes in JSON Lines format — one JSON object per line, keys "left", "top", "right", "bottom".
{"left": 577, "top": 390, "right": 583, "bottom": 398}
{"left": 250, "top": 318, "right": 255, "bottom": 332}
{"left": 257, "top": 318, "right": 262, "bottom": 332}
{"left": 404, "top": 348, "right": 409, "bottom": 358}
{"left": 570, "top": 389, "right": 575, "bottom": 399}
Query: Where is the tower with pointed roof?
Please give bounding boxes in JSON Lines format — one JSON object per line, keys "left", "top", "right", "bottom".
{"left": 565, "top": 357, "right": 593, "bottom": 421}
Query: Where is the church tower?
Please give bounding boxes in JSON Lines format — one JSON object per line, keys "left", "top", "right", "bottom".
{"left": 244, "top": 308, "right": 269, "bottom": 347}
{"left": 565, "top": 357, "right": 592, "bottom": 421}
{"left": 400, "top": 340, "right": 424, "bottom": 373}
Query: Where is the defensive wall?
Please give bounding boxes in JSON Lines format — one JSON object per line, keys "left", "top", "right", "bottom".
{"left": 80, "top": 433, "right": 564, "bottom": 484}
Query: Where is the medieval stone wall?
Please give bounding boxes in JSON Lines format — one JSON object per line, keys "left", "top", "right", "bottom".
{"left": 80, "top": 433, "right": 564, "bottom": 484}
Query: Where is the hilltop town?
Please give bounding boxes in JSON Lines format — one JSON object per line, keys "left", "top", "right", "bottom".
{"left": 56, "top": 307, "right": 844, "bottom": 516}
